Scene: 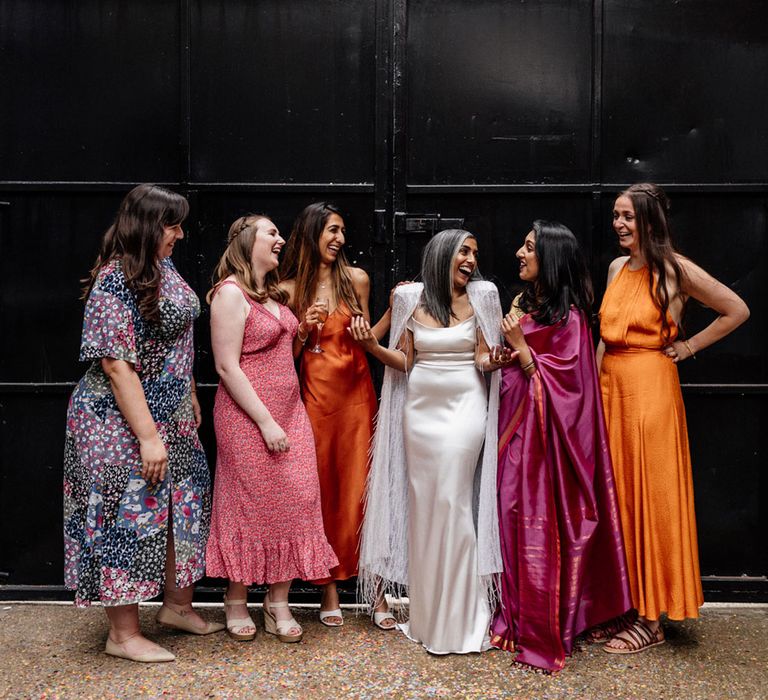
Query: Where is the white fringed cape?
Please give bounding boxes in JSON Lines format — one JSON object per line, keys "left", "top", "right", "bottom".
{"left": 358, "top": 280, "right": 503, "bottom": 610}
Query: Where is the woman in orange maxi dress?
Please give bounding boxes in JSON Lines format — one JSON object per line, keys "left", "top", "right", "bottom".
{"left": 596, "top": 184, "right": 749, "bottom": 654}
{"left": 279, "top": 202, "right": 395, "bottom": 629}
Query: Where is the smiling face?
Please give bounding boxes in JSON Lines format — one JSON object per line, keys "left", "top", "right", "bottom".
{"left": 157, "top": 223, "right": 184, "bottom": 260}
{"left": 613, "top": 195, "right": 639, "bottom": 252}
{"left": 452, "top": 235, "right": 478, "bottom": 289}
{"left": 516, "top": 230, "right": 539, "bottom": 282}
{"left": 317, "top": 213, "right": 346, "bottom": 265}
{"left": 249, "top": 218, "right": 285, "bottom": 272}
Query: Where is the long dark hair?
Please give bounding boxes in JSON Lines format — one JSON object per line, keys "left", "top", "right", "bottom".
{"left": 279, "top": 202, "right": 362, "bottom": 318}
{"left": 517, "top": 220, "right": 593, "bottom": 326}
{"left": 619, "top": 183, "right": 685, "bottom": 342}
{"left": 82, "top": 184, "right": 189, "bottom": 323}
{"left": 420, "top": 229, "right": 481, "bottom": 327}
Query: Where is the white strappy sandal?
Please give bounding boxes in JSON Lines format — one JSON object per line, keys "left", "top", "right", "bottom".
{"left": 319, "top": 608, "right": 344, "bottom": 627}
{"left": 373, "top": 610, "right": 397, "bottom": 630}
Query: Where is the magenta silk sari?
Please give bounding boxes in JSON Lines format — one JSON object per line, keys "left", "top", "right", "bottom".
{"left": 490, "top": 309, "right": 631, "bottom": 672}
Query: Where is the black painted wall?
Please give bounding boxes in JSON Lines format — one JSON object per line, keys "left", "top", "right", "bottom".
{"left": 0, "top": 0, "right": 765, "bottom": 598}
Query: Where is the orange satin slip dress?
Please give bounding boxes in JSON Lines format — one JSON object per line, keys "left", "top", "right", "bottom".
{"left": 300, "top": 301, "right": 377, "bottom": 583}
{"left": 599, "top": 262, "right": 704, "bottom": 620}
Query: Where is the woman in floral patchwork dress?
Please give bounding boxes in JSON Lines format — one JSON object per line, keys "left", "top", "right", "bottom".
{"left": 64, "top": 184, "right": 222, "bottom": 664}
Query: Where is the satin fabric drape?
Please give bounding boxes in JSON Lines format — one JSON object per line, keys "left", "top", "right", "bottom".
{"left": 400, "top": 317, "right": 491, "bottom": 654}
{"left": 599, "top": 263, "right": 704, "bottom": 620}
{"left": 300, "top": 303, "right": 377, "bottom": 583}
{"left": 491, "top": 309, "right": 631, "bottom": 671}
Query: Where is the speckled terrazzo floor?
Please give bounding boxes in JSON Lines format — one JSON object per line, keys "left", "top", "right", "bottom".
{"left": 0, "top": 603, "right": 765, "bottom": 700}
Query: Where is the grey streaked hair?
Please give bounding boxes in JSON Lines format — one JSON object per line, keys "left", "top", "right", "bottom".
{"left": 419, "top": 229, "right": 481, "bottom": 327}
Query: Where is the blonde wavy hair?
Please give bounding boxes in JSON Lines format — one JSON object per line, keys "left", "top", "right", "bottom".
{"left": 206, "top": 214, "right": 289, "bottom": 305}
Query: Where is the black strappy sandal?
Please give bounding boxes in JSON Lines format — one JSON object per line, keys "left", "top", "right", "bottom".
{"left": 603, "top": 619, "right": 665, "bottom": 654}
{"left": 585, "top": 610, "right": 638, "bottom": 644}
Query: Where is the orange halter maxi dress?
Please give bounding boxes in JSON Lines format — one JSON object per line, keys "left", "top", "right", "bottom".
{"left": 300, "top": 302, "right": 378, "bottom": 583}
{"left": 599, "top": 262, "right": 704, "bottom": 621}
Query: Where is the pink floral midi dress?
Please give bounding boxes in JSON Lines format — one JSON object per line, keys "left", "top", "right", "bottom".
{"left": 205, "top": 281, "right": 338, "bottom": 584}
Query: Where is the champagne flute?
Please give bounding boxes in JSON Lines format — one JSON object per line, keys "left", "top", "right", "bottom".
{"left": 308, "top": 297, "right": 329, "bottom": 354}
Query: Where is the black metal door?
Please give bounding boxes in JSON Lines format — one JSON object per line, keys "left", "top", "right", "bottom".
{"left": 389, "top": 0, "right": 768, "bottom": 599}
{"left": 0, "top": 0, "right": 766, "bottom": 600}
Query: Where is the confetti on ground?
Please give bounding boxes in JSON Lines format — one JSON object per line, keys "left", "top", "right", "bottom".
{"left": 0, "top": 604, "right": 765, "bottom": 699}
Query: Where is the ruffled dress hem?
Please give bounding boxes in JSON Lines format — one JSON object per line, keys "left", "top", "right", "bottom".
{"left": 206, "top": 534, "right": 339, "bottom": 585}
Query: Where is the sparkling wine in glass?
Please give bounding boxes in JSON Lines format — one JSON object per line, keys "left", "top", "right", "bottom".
{"left": 308, "top": 297, "right": 329, "bottom": 354}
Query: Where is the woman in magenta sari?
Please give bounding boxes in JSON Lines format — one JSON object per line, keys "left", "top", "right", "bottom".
{"left": 490, "top": 220, "right": 632, "bottom": 672}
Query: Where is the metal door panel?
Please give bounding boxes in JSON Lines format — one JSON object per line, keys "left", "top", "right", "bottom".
{"left": 190, "top": 0, "right": 377, "bottom": 183}
{"left": 407, "top": 0, "right": 593, "bottom": 184}
{"left": 602, "top": 1, "right": 768, "bottom": 182}
{"left": 0, "top": 1, "right": 182, "bottom": 182}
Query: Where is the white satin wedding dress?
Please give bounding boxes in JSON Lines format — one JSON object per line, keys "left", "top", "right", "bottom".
{"left": 399, "top": 315, "right": 491, "bottom": 654}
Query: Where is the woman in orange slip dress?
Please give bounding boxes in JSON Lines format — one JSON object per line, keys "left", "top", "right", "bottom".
{"left": 596, "top": 183, "right": 750, "bottom": 654}
{"left": 279, "top": 202, "right": 395, "bottom": 630}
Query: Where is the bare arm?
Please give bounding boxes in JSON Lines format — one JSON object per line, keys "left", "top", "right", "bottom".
{"left": 210, "top": 284, "right": 289, "bottom": 452}
{"left": 500, "top": 313, "right": 535, "bottom": 377}
{"left": 370, "top": 308, "right": 392, "bottom": 342}
{"left": 596, "top": 340, "right": 606, "bottom": 372}
{"left": 348, "top": 315, "right": 414, "bottom": 372}
{"left": 350, "top": 267, "right": 393, "bottom": 342}
{"left": 102, "top": 357, "right": 167, "bottom": 485}
{"left": 190, "top": 376, "right": 202, "bottom": 428}
{"left": 280, "top": 279, "right": 311, "bottom": 358}
{"left": 664, "top": 258, "right": 750, "bottom": 363}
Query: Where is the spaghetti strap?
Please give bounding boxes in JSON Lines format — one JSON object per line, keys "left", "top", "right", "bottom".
{"left": 213, "top": 279, "right": 254, "bottom": 305}
{"left": 215, "top": 279, "right": 285, "bottom": 323}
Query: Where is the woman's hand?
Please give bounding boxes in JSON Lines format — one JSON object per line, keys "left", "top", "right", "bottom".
{"left": 501, "top": 312, "right": 528, "bottom": 352}
{"left": 348, "top": 315, "right": 380, "bottom": 352}
{"left": 489, "top": 344, "right": 518, "bottom": 368}
{"left": 303, "top": 302, "right": 325, "bottom": 330}
{"left": 663, "top": 340, "right": 695, "bottom": 364}
{"left": 389, "top": 281, "right": 412, "bottom": 308}
{"left": 258, "top": 418, "right": 290, "bottom": 453}
{"left": 139, "top": 435, "right": 168, "bottom": 485}
{"left": 191, "top": 391, "right": 202, "bottom": 428}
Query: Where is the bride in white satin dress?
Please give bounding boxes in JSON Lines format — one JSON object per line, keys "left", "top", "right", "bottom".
{"left": 352, "top": 229, "right": 513, "bottom": 654}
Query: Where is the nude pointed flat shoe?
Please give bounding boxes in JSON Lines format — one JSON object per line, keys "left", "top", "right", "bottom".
{"left": 156, "top": 604, "right": 226, "bottom": 635}
{"left": 105, "top": 634, "right": 175, "bottom": 663}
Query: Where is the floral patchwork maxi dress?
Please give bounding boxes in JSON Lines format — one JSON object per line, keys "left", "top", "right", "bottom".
{"left": 63, "top": 258, "right": 211, "bottom": 607}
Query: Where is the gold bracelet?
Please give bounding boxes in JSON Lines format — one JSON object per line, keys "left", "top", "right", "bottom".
{"left": 683, "top": 340, "right": 696, "bottom": 359}
{"left": 520, "top": 359, "right": 535, "bottom": 372}
{"left": 297, "top": 327, "right": 309, "bottom": 344}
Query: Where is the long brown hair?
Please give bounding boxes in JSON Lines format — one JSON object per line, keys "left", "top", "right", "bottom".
{"left": 279, "top": 202, "right": 362, "bottom": 319}
{"left": 82, "top": 184, "right": 189, "bottom": 323}
{"left": 619, "top": 183, "right": 686, "bottom": 342}
{"left": 206, "top": 214, "right": 288, "bottom": 305}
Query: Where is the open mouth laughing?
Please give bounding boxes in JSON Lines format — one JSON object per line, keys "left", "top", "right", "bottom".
{"left": 457, "top": 264, "right": 473, "bottom": 280}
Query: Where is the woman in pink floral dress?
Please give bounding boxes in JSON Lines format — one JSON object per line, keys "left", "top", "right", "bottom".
{"left": 205, "top": 214, "right": 338, "bottom": 643}
{"left": 64, "top": 185, "right": 221, "bottom": 664}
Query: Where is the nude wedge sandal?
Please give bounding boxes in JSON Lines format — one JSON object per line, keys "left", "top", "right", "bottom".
{"left": 223, "top": 595, "right": 257, "bottom": 641}
{"left": 263, "top": 594, "right": 303, "bottom": 643}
